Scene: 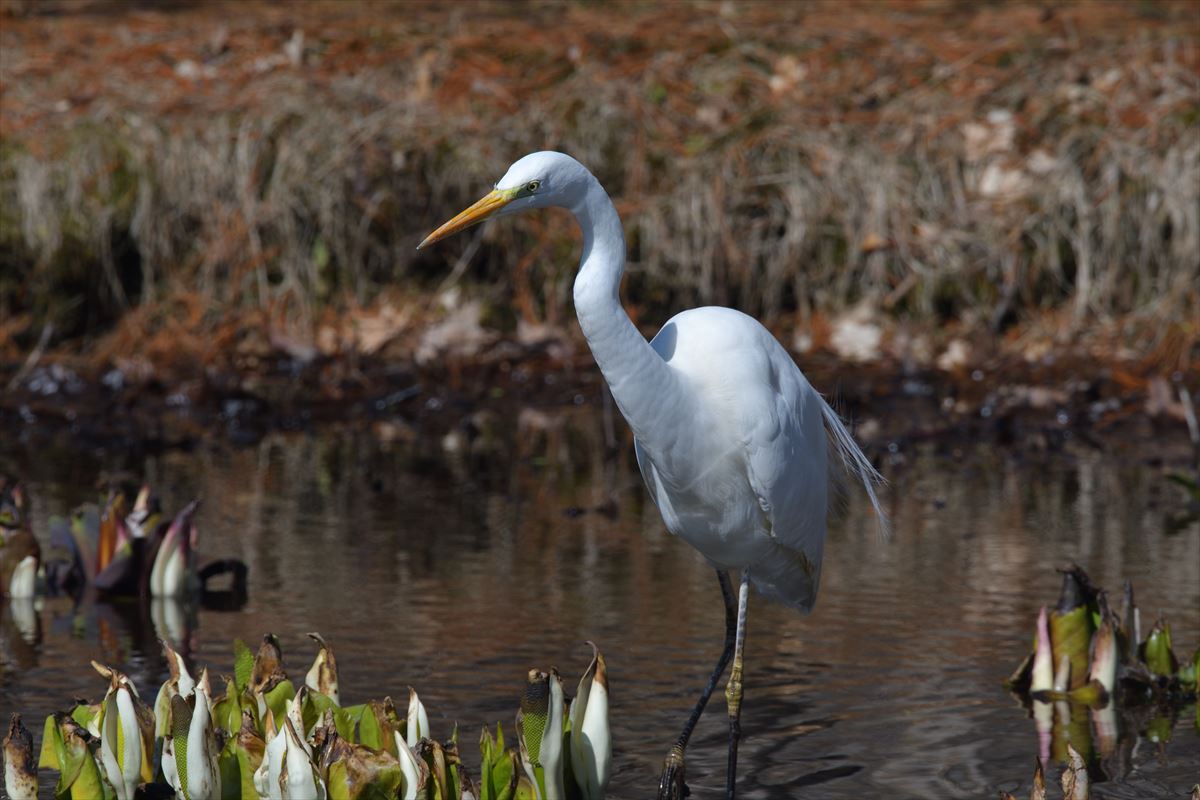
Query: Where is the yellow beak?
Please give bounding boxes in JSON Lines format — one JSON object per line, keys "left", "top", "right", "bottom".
{"left": 417, "top": 188, "right": 515, "bottom": 249}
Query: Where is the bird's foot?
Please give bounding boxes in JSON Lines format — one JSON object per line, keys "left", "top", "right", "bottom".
{"left": 656, "top": 744, "right": 689, "bottom": 800}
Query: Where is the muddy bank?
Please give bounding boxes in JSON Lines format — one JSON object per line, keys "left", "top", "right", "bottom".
{"left": 3, "top": 333, "right": 1197, "bottom": 470}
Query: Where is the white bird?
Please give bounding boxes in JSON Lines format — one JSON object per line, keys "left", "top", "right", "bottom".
{"left": 419, "top": 151, "right": 885, "bottom": 799}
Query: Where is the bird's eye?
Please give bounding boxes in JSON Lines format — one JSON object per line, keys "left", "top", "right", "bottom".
{"left": 526, "top": 180, "right": 541, "bottom": 192}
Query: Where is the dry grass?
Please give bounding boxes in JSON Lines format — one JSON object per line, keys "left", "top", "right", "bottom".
{"left": 0, "top": 0, "right": 1197, "bottom": 367}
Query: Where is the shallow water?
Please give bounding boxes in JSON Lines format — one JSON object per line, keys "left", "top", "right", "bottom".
{"left": 2, "top": 408, "right": 1198, "bottom": 799}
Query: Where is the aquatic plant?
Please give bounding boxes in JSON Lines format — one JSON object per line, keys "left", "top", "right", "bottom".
{"left": 6, "top": 478, "right": 250, "bottom": 607}
{"left": 567, "top": 644, "right": 609, "bottom": 800}
{"left": 91, "top": 662, "right": 156, "bottom": 800}
{"left": 1008, "top": 566, "right": 1197, "bottom": 703}
{"left": 27, "top": 633, "right": 611, "bottom": 800}
{"left": 0, "top": 477, "right": 40, "bottom": 599}
{"left": 999, "top": 745, "right": 1089, "bottom": 800}
{"left": 1006, "top": 565, "right": 1199, "bottom": 783}
{"left": 3, "top": 714, "right": 37, "bottom": 800}
{"left": 516, "top": 668, "right": 565, "bottom": 800}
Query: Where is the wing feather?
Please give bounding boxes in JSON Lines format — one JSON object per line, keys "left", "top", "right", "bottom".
{"left": 740, "top": 355, "right": 830, "bottom": 610}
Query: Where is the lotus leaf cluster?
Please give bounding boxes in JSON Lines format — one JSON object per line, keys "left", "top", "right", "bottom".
{"left": 6, "top": 632, "right": 611, "bottom": 800}
{"left": 1005, "top": 565, "right": 1199, "bottom": 781}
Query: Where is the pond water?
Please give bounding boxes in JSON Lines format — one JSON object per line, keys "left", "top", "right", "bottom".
{"left": 1, "top": 406, "right": 1198, "bottom": 799}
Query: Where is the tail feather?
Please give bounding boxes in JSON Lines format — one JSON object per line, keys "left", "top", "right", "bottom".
{"left": 820, "top": 399, "right": 889, "bottom": 540}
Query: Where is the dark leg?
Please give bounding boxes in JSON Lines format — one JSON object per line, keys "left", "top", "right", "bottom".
{"left": 724, "top": 569, "right": 750, "bottom": 800}
{"left": 656, "top": 570, "right": 737, "bottom": 800}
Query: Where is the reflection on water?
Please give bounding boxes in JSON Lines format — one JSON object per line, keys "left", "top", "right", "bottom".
{"left": 1, "top": 408, "right": 1198, "bottom": 798}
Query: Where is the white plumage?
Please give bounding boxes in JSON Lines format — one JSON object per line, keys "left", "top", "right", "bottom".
{"left": 637, "top": 305, "right": 844, "bottom": 611}
{"left": 420, "top": 150, "right": 886, "bottom": 797}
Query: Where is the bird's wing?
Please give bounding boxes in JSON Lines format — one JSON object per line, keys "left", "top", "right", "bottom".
{"left": 738, "top": 349, "right": 830, "bottom": 609}
{"left": 633, "top": 438, "right": 656, "bottom": 501}
{"left": 634, "top": 437, "right": 688, "bottom": 537}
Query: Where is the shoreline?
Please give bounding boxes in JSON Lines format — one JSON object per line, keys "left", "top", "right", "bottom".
{"left": 3, "top": 329, "right": 1196, "bottom": 467}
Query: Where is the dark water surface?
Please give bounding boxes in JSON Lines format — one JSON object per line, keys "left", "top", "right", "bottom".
{"left": 2, "top": 409, "right": 1198, "bottom": 799}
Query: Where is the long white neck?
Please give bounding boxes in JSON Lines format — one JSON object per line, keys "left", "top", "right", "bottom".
{"left": 570, "top": 175, "right": 679, "bottom": 445}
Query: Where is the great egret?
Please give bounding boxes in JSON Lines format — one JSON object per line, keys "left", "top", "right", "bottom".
{"left": 420, "top": 152, "right": 886, "bottom": 798}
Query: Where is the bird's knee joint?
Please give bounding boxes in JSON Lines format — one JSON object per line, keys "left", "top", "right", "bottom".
{"left": 724, "top": 671, "right": 744, "bottom": 717}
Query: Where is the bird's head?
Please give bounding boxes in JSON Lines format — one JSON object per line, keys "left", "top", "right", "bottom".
{"left": 417, "top": 151, "right": 590, "bottom": 249}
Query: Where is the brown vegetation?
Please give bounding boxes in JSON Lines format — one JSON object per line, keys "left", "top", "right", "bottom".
{"left": 0, "top": 0, "right": 1197, "bottom": 396}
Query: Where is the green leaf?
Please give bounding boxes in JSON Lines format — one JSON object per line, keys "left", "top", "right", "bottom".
{"left": 326, "top": 752, "right": 404, "bottom": 800}
{"left": 445, "top": 733, "right": 463, "bottom": 800}
{"left": 483, "top": 748, "right": 519, "bottom": 800}
{"left": 39, "top": 714, "right": 112, "bottom": 800}
{"left": 262, "top": 679, "right": 296, "bottom": 727}
{"left": 1141, "top": 619, "right": 1179, "bottom": 677}
{"left": 336, "top": 705, "right": 367, "bottom": 742}
{"left": 218, "top": 742, "right": 245, "bottom": 799}
{"left": 233, "top": 721, "right": 265, "bottom": 798}
{"left": 1176, "top": 650, "right": 1196, "bottom": 689}
{"left": 69, "top": 703, "right": 98, "bottom": 730}
{"left": 479, "top": 722, "right": 509, "bottom": 790}
{"left": 514, "top": 774, "right": 538, "bottom": 800}
{"left": 212, "top": 682, "right": 243, "bottom": 736}
{"left": 357, "top": 700, "right": 400, "bottom": 756}
{"left": 302, "top": 692, "right": 366, "bottom": 744}
{"left": 358, "top": 706, "right": 384, "bottom": 751}
{"left": 39, "top": 715, "right": 63, "bottom": 772}
{"left": 1145, "top": 714, "right": 1173, "bottom": 744}
{"left": 233, "top": 639, "right": 255, "bottom": 694}
{"left": 1049, "top": 604, "right": 1092, "bottom": 690}
{"left": 328, "top": 761, "right": 354, "bottom": 800}
{"left": 303, "top": 688, "right": 337, "bottom": 733}
{"left": 69, "top": 744, "right": 110, "bottom": 800}
{"left": 418, "top": 738, "right": 449, "bottom": 800}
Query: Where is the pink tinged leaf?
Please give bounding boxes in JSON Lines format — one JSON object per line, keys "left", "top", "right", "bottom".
{"left": 1031, "top": 607, "right": 1054, "bottom": 693}
{"left": 1089, "top": 618, "right": 1117, "bottom": 697}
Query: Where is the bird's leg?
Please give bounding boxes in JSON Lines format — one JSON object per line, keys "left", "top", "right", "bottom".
{"left": 675, "top": 570, "right": 737, "bottom": 748}
{"left": 724, "top": 569, "right": 751, "bottom": 800}
{"left": 656, "top": 569, "right": 737, "bottom": 800}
